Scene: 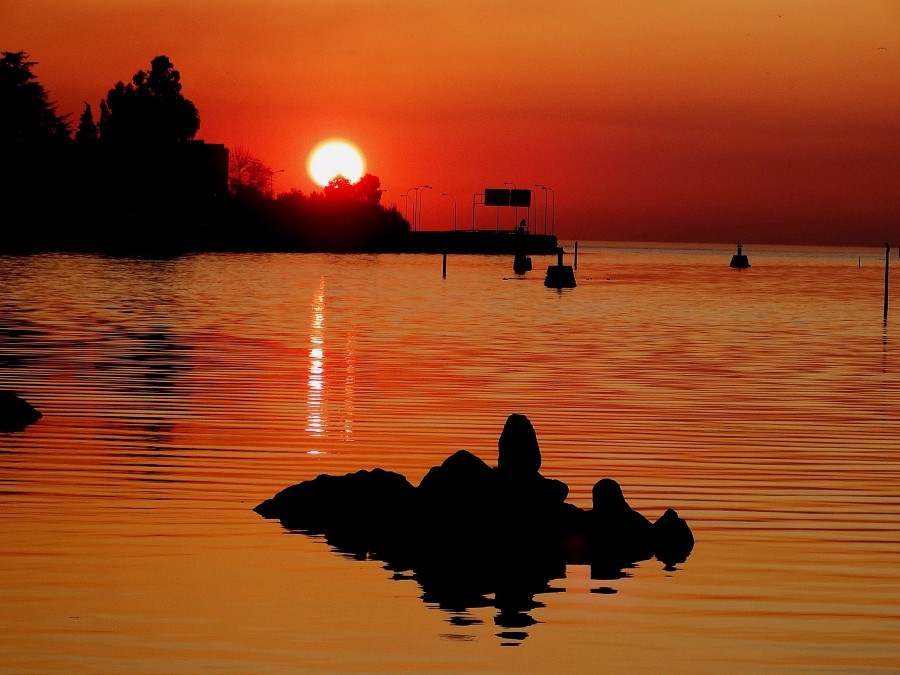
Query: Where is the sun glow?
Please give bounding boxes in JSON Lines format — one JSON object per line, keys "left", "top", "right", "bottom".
{"left": 307, "top": 139, "right": 365, "bottom": 186}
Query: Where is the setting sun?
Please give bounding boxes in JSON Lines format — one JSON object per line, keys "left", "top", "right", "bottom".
{"left": 307, "top": 139, "right": 365, "bottom": 187}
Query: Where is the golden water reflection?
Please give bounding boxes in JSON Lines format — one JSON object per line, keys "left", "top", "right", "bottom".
{"left": 305, "top": 275, "right": 356, "bottom": 440}
{"left": 0, "top": 246, "right": 898, "bottom": 670}
{"left": 306, "top": 276, "right": 325, "bottom": 437}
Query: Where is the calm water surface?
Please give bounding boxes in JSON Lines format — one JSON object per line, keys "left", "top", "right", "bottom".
{"left": 1, "top": 243, "right": 898, "bottom": 672}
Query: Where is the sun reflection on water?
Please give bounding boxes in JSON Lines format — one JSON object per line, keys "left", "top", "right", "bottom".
{"left": 306, "top": 277, "right": 325, "bottom": 437}
{"left": 304, "top": 276, "right": 356, "bottom": 439}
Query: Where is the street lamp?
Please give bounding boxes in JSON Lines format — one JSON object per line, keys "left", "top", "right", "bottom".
{"left": 535, "top": 184, "right": 548, "bottom": 235}
{"left": 405, "top": 187, "right": 419, "bottom": 228}
{"left": 504, "top": 181, "right": 518, "bottom": 230}
{"left": 271, "top": 168, "right": 285, "bottom": 196}
{"left": 441, "top": 193, "right": 457, "bottom": 231}
{"left": 535, "top": 184, "right": 555, "bottom": 235}
{"left": 546, "top": 185, "right": 555, "bottom": 236}
{"left": 416, "top": 185, "right": 432, "bottom": 231}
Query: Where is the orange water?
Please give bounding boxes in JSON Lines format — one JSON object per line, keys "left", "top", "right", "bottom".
{"left": 1, "top": 244, "right": 898, "bottom": 671}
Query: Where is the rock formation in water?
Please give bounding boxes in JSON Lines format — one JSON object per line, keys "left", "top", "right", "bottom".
{"left": 254, "top": 414, "right": 694, "bottom": 569}
{"left": 0, "top": 391, "right": 42, "bottom": 432}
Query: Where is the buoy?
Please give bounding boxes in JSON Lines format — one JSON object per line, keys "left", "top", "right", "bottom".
{"left": 545, "top": 248, "right": 576, "bottom": 288}
{"left": 730, "top": 242, "right": 750, "bottom": 269}
{"left": 513, "top": 252, "right": 532, "bottom": 274}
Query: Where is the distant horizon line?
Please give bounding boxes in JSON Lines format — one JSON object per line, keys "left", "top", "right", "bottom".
{"left": 404, "top": 229, "right": 894, "bottom": 250}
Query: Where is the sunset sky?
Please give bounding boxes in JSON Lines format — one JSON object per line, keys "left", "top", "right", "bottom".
{"left": 3, "top": 0, "right": 898, "bottom": 245}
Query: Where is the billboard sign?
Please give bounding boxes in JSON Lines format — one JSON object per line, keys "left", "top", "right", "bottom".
{"left": 483, "top": 188, "right": 531, "bottom": 207}
{"left": 484, "top": 188, "right": 510, "bottom": 206}
{"left": 510, "top": 189, "right": 531, "bottom": 207}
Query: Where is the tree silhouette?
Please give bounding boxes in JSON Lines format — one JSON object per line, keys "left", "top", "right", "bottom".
{"left": 353, "top": 174, "right": 384, "bottom": 205}
{"left": 75, "top": 102, "right": 98, "bottom": 144}
{"left": 228, "top": 145, "right": 275, "bottom": 195}
{"left": 322, "top": 175, "right": 354, "bottom": 200}
{"left": 322, "top": 173, "right": 384, "bottom": 204}
{"left": 98, "top": 55, "right": 200, "bottom": 144}
{"left": 0, "top": 51, "right": 70, "bottom": 150}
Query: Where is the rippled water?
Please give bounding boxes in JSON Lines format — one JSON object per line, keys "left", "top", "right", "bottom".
{"left": 1, "top": 244, "right": 898, "bottom": 672}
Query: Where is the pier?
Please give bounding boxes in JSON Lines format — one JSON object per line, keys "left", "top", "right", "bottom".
{"left": 384, "top": 230, "right": 558, "bottom": 255}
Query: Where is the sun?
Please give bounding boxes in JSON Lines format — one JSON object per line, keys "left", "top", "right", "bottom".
{"left": 307, "top": 139, "right": 365, "bottom": 187}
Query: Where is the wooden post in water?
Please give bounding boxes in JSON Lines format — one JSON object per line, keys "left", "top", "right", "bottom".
{"left": 442, "top": 252, "right": 447, "bottom": 278}
{"left": 884, "top": 243, "right": 890, "bottom": 322}
{"left": 574, "top": 241, "right": 578, "bottom": 270}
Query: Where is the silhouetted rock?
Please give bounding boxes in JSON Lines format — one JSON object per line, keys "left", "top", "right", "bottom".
{"left": 489, "top": 469, "right": 569, "bottom": 529}
{"left": 415, "top": 449, "right": 497, "bottom": 549}
{"left": 253, "top": 414, "right": 696, "bottom": 640}
{"left": 253, "top": 467, "right": 415, "bottom": 557}
{"left": 497, "top": 413, "right": 541, "bottom": 476}
{"left": 0, "top": 391, "right": 42, "bottom": 432}
{"left": 652, "top": 508, "right": 695, "bottom": 567}
{"left": 588, "top": 478, "right": 654, "bottom": 563}
{"left": 419, "top": 449, "right": 493, "bottom": 501}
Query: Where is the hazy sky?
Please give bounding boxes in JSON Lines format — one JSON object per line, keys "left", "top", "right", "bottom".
{"left": 3, "top": 0, "right": 898, "bottom": 244}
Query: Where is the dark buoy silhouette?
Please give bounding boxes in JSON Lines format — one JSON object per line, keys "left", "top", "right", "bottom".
{"left": 729, "top": 242, "right": 750, "bottom": 269}
{"left": 544, "top": 247, "right": 576, "bottom": 288}
{"left": 513, "top": 252, "right": 532, "bottom": 274}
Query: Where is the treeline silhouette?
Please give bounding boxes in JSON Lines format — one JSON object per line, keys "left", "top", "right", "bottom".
{"left": 0, "top": 52, "right": 409, "bottom": 255}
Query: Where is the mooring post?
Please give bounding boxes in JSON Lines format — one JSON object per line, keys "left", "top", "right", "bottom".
{"left": 574, "top": 241, "right": 578, "bottom": 270}
{"left": 884, "top": 243, "right": 890, "bottom": 322}
{"left": 442, "top": 252, "right": 447, "bottom": 278}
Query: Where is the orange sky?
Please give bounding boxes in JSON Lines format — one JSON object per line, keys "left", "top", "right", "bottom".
{"left": 2, "top": 0, "right": 898, "bottom": 245}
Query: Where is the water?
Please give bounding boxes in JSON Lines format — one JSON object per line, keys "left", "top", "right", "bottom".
{"left": 1, "top": 243, "right": 898, "bottom": 672}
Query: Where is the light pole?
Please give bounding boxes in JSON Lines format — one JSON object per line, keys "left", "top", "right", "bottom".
{"left": 399, "top": 192, "right": 409, "bottom": 219}
{"left": 504, "top": 181, "right": 517, "bottom": 230}
{"left": 535, "top": 184, "right": 549, "bottom": 235}
{"left": 416, "top": 185, "right": 432, "bottom": 231}
{"left": 442, "top": 193, "right": 457, "bottom": 231}
{"left": 271, "top": 168, "right": 285, "bottom": 196}
{"left": 405, "top": 187, "right": 419, "bottom": 228}
{"left": 546, "top": 185, "right": 555, "bottom": 236}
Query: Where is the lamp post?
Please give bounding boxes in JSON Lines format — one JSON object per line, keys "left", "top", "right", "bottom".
{"left": 504, "top": 181, "right": 517, "bottom": 230}
{"left": 546, "top": 185, "right": 555, "bottom": 236}
{"left": 405, "top": 187, "right": 419, "bottom": 228}
{"left": 416, "top": 185, "right": 432, "bottom": 231}
{"left": 536, "top": 184, "right": 555, "bottom": 235}
{"left": 535, "top": 184, "right": 548, "bottom": 235}
{"left": 442, "top": 193, "right": 457, "bottom": 231}
{"left": 271, "top": 168, "right": 285, "bottom": 196}
{"left": 399, "top": 193, "right": 408, "bottom": 219}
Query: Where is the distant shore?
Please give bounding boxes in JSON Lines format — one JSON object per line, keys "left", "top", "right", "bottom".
{"left": 0, "top": 229, "right": 560, "bottom": 257}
